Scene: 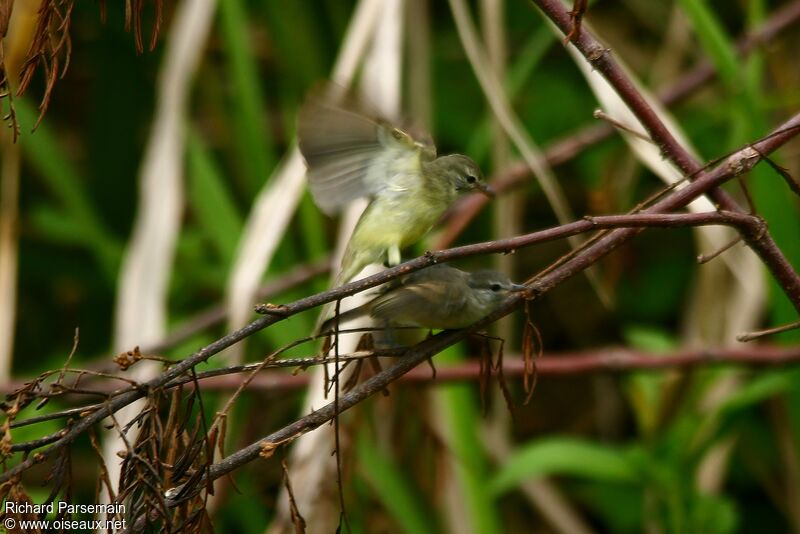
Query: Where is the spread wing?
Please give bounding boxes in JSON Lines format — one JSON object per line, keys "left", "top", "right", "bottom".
{"left": 297, "top": 88, "right": 436, "bottom": 214}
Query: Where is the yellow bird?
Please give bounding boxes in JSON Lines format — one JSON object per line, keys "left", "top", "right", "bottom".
{"left": 298, "top": 88, "right": 493, "bottom": 289}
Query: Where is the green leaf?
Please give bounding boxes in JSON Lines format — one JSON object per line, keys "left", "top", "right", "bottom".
{"left": 689, "top": 494, "right": 738, "bottom": 534}
{"left": 491, "top": 437, "right": 641, "bottom": 494}
{"left": 261, "top": 1, "right": 326, "bottom": 86}
{"left": 186, "top": 129, "right": 243, "bottom": 265}
{"left": 433, "top": 346, "right": 503, "bottom": 533}
{"left": 218, "top": 0, "right": 276, "bottom": 195}
{"left": 357, "top": 430, "right": 437, "bottom": 534}
{"left": 571, "top": 482, "right": 644, "bottom": 533}
{"left": 623, "top": 326, "right": 677, "bottom": 353}
{"left": 676, "top": 0, "right": 741, "bottom": 90}
{"left": 718, "top": 369, "right": 800, "bottom": 415}
{"left": 29, "top": 206, "right": 89, "bottom": 247}
{"left": 17, "top": 99, "right": 121, "bottom": 279}
{"left": 622, "top": 326, "right": 677, "bottom": 435}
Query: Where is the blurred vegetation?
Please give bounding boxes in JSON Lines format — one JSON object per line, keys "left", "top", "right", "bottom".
{"left": 6, "top": 0, "right": 800, "bottom": 532}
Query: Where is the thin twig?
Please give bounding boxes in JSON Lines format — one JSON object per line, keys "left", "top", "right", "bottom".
{"left": 188, "top": 345, "right": 800, "bottom": 390}
{"left": 531, "top": 0, "right": 800, "bottom": 311}
{"left": 4, "top": 121, "right": 800, "bottom": 483}
{"left": 697, "top": 236, "right": 743, "bottom": 264}
{"left": 0, "top": 191, "right": 793, "bottom": 475}
{"left": 737, "top": 320, "right": 800, "bottom": 342}
{"left": 593, "top": 109, "right": 653, "bottom": 143}
{"left": 163, "top": 325, "right": 800, "bottom": 505}
{"left": 148, "top": 258, "right": 330, "bottom": 355}
{"left": 437, "top": 0, "right": 800, "bottom": 249}
{"left": 14, "top": 338, "right": 800, "bottom": 421}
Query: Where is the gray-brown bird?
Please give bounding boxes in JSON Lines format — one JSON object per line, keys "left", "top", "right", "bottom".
{"left": 319, "top": 264, "right": 526, "bottom": 334}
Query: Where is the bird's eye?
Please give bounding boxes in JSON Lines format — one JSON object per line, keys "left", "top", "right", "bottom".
{"left": 466, "top": 175, "right": 477, "bottom": 184}
{"left": 490, "top": 283, "right": 502, "bottom": 292}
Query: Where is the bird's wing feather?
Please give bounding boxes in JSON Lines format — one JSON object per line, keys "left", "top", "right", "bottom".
{"left": 298, "top": 90, "right": 432, "bottom": 214}
{"left": 370, "top": 267, "right": 468, "bottom": 326}
{"left": 369, "top": 283, "right": 440, "bottom": 324}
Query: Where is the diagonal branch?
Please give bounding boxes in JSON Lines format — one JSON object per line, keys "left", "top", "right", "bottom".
{"left": 530, "top": 0, "right": 800, "bottom": 310}
{"left": 530, "top": 0, "right": 775, "bottom": 217}
{"left": 136, "top": 345, "right": 800, "bottom": 391}
{"left": 160, "top": 115, "right": 800, "bottom": 505}
{"left": 437, "top": 0, "right": 800, "bottom": 248}
{"left": 0, "top": 212, "right": 778, "bottom": 442}
{"left": 3, "top": 114, "right": 800, "bottom": 487}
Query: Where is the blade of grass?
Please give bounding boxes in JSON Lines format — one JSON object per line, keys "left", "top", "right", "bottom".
{"left": 261, "top": 1, "right": 326, "bottom": 87}
{"left": 491, "top": 437, "right": 641, "bottom": 494}
{"left": 357, "top": 429, "right": 437, "bottom": 534}
{"left": 433, "top": 346, "right": 502, "bottom": 534}
{"left": 676, "top": 0, "right": 750, "bottom": 98}
{"left": 678, "top": 0, "right": 800, "bottom": 341}
{"left": 0, "top": 131, "right": 19, "bottom": 382}
{"left": 465, "top": 24, "right": 555, "bottom": 159}
{"left": 186, "top": 128, "right": 243, "bottom": 266}
{"left": 218, "top": 0, "right": 276, "bottom": 197}
{"left": 17, "top": 99, "right": 122, "bottom": 279}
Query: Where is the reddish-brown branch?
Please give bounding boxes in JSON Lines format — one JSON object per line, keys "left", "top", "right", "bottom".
{"left": 69, "top": 258, "right": 330, "bottom": 376}
{"left": 145, "top": 258, "right": 330, "bottom": 355}
{"left": 530, "top": 0, "right": 800, "bottom": 310}
{"left": 165, "top": 196, "right": 800, "bottom": 503}
{"left": 181, "top": 345, "right": 800, "bottom": 391}
{"left": 534, "top": 0, "right": 718, "bottom": 179}
{"left": 437, "top": 0, "right": 800, "bottom": 248}
{"left": 161, "top": 116, "right": 800, "bottom": 503}
{"left": 11, "top": 342, "right": 799, "bottom": 421}
{"left": 531, "top": 0, "right": 791, "bottom": 218}
{"left": 3, "top": 155, "right": 800, "bottom": 483}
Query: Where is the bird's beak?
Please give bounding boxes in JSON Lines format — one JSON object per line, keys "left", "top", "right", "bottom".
{"left": 478, "top": 183, "right": 495, "bottom": 197}
{"left": 510, "top": 283, "right": 528, "bottom": 292}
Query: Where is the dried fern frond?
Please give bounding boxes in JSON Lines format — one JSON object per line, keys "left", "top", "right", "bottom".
{"left": 0, "top": 0, "right": 165, "bottom": 136}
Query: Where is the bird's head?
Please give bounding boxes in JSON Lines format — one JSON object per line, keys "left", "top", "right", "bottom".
{"left": 466, "top": 270, "right": 527, "bottom": 312}
{"left": 431, "top": 154, "right": 493, "bottom": 198}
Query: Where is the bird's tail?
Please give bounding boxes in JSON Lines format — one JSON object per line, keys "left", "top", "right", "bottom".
{"left": 316, "top": 304, "right": 370, "bottom": 337}
{"left": 313, "top": 268, "right": 348, "bottom": 334}
{"left": 313, "top": 248, "right": 375, "bottom": 333}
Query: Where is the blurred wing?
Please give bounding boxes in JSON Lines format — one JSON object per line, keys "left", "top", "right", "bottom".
{"left": 370, "top": 266, "right": 468, "bottom": 325}
{"left": 298, "top": 90, "right": 432, "bottom": 214}
{"left": 403, "top": 121, "right": 437, "bottom": 161}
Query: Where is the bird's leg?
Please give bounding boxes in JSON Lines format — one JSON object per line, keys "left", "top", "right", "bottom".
{"left": 382, "top": 326, "right": 399, "bottom": 348}
{"left": 372, "top": 321, "right": 401, "bottom": 349}
{"left": 387, "top": 244, "right": 401, "bottom": 266}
